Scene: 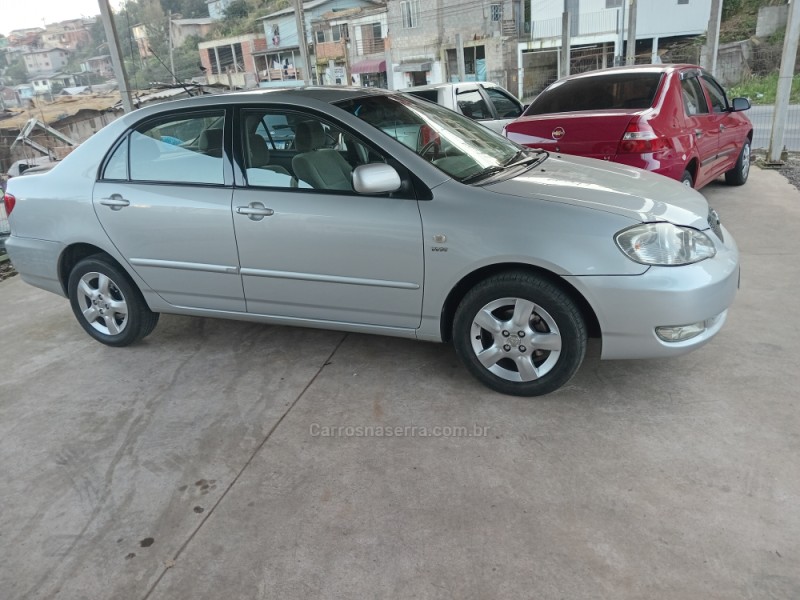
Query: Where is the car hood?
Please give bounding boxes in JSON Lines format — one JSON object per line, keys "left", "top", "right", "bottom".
{"left": 485, "top": 154, "right": 709, "bottom": 229}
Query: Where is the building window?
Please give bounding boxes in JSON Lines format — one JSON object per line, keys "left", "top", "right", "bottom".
{"left": 490, "top": 4, "right": 502, "bottom": 21}
{"left": 678, "top": 0, "right": 689, "bottom": 3}
{"left": 331, "top": 24, "right": 347, "bottom": 42}
{"left": 316, "top": 29, "right": 326, "bottom": 43}
{"left": 400, "top": 0, "right": 420, "bottom": 29}
{"left": 605, "top": 0, "right": 623, "bottom": 7}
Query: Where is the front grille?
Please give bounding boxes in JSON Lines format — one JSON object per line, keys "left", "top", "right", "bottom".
{"left": 707, "top": 208, "right": 724, "bottom": 242}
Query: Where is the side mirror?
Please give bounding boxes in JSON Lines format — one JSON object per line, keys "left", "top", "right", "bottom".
{"left": 352, "top": 163, "right": 402, "bottom": 194}
{"left": 731, "top": 97, "right": 751, "bottom": 112}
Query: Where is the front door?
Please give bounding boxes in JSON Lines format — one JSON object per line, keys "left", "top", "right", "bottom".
{"left": 232, "top": 108, "right": 424, "bottom": 329}
{"left": 679, "top": 74, "right": 721, "bottom": 186}
{"left": 93, "top": 109, "right": 245, "bottom": 312}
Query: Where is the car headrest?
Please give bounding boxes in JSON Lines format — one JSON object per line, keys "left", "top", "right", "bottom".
{"left": 198, "top": 129, "right": 223, "bottom": 155}
{"left": 294, "top": 121, "right": 325, "bottom": 152}
{"left": 248, "top": 134, "right": 271, "bottom": 166}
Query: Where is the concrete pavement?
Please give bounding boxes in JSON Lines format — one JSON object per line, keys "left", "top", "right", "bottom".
{"left": 1, "top": 167, "right": 799, "bottom": 599}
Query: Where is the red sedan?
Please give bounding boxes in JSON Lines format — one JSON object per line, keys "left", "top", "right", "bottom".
{"left": 504, "top": 64, "right": 753, "bottom": 189}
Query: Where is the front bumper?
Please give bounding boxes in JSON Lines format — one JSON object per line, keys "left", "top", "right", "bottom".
{"left": 564, "top": 224, "right": 739, "bottom": 360}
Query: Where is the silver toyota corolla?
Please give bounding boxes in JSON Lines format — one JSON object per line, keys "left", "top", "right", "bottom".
{"left": 3, "top": 88, "right": 739, "bottom": 396}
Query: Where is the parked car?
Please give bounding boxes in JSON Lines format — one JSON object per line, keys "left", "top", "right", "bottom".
{"left": 402, "top": 82, "right": 524, "bottom": 134}
{"left": 4, "top": 87, "right": 739, "bottom": 397}
{"left": 504, "top": 64, "right": 753, "bottom": 189}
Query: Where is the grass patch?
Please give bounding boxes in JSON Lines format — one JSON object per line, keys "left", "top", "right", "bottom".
{"left": 728, "top": 72, "right": 800, "bottom": 104}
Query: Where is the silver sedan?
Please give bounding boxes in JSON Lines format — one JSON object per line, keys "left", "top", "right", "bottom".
{"left": 4, "top": 87, "right": 739, "bottom": 396}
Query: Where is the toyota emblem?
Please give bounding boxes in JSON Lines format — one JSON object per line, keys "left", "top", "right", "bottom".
{"left": 552, "top": 127, "right": 566, "bottom": 140}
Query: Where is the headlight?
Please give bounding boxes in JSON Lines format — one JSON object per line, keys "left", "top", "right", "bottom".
{"left": 615, "top": 222, "right": 716, "bottom": 266}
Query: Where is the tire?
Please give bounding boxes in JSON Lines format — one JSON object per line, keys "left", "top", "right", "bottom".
{"left": 452, "top": 271, "right": 587, "bottom": 397}
{"left": 680, "top": 170, "right": 694, "bottom": 188}
{"left": 725, "top": 139, "right": 751, "bottom": 186}
{"left": 68, "top": 255, "right": 159, "bottom": 347}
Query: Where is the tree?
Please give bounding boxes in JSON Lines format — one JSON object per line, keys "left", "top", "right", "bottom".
{"left": 224, "top": 0, "right": 250, "bottom": 20}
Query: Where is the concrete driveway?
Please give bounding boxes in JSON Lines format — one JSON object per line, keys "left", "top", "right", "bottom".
{"left": 1, "top": 168, "right": 799, "bottom": 600}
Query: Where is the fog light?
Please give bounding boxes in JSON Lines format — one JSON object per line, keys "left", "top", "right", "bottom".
{"left": 655, "top": 321, "right": 705, "bottom": 342}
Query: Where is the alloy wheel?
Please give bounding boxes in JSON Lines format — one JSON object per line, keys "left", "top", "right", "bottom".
{"left": 76, "top": 271, "right": 129, "bottom": 336}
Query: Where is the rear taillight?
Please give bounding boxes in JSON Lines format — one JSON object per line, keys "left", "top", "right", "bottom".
{"left": 618, "top": 120, "right": 671, "bottom": 154}
{"left": 3, "top": 192, "right": 15, "bottom": 216}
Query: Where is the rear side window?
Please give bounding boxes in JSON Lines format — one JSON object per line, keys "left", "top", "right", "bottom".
{"left": 456, "top": 89, "right": 491, "bottom": 119}
{"left": 681, "top": 77, "right": 709, "bottom": 116}
{"left": 102, "top": 111, "right": 226, "bottom": 184}
{"left": 484, "top": 87, "right": 522, "bottom": 118}
{"left": 525, "top": 73, "right": 663, "bottom": 115}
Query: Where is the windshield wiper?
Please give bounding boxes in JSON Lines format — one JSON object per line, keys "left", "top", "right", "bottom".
{"left": 460, "top": 165, "right": 507, "bottom": 184}
{"left": 504, "top": 149, "right": 549, "bottom": 170}
{"left": 461, "top": 150, "right": 549, "bottom": 185}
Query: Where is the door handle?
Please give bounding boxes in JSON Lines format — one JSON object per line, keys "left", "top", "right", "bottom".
{"left": 236, "top": 202, "right": 274, "bottom": 221}
{"left": 720, "top": 124, "right": 727, "bottom": 131}
{"left": 99, "top": 194, "right": 130, "bottom": 210}
{"left": 694, "top": 129, "right": 703, "bottom": 139}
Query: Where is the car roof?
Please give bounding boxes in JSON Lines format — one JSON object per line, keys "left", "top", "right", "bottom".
{"left": 129, "top": 85, "right": 393, "bottom": 116}
{"left": 400, "top": 82, "right": 501, "bottom": 93}
{"left": 558, "top": 63, "right": 699, "bottom": 82}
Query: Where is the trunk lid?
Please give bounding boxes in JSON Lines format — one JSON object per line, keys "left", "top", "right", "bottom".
{"left": 505, "top": 110, "right": 645, "bottom": 159}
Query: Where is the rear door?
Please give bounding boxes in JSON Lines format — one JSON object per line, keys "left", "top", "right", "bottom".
{"left": 679, "top": 73, "right": 721, "bottom": 185}
{"left": 93, "top": 108, "right": 245, "bottom": 312}
{"left": 454, "top": 85, "right": 495, "bottom": 129}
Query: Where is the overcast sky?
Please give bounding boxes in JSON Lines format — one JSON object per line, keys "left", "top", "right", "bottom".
{"left": 2, "top": 0, "right": 124, "bottom": 37}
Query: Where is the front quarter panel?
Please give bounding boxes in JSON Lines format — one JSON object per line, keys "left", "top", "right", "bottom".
{"left": 417, "top": 180, "right": 644, "bottom": 340}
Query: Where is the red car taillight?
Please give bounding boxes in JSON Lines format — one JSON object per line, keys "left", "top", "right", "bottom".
{"left": 618, "top": 120, "right": 671, "bottom": 154}
{"left": 3, "top": 192, "right": 15, "bottom": 216}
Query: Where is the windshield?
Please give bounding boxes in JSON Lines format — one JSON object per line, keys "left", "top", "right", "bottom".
{"left": 334, "top": 94, "right": 521, "bottom": 183}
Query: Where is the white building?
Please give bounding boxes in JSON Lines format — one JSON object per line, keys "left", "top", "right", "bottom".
{"left": 517, "top": 0, "right": 713, "bottom": 98}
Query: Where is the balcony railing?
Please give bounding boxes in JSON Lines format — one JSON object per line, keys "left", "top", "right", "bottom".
{"left": 355, "top": 38, "right": 385, "bottom": 56}
{"left": 260, "top": 67, "right": 303, "bottom": 81}
{"left": 315, "top": 40, "right": 347, "bottom": 61}
{"left": 531, "top": 9, "right": 619, "bottom": 40}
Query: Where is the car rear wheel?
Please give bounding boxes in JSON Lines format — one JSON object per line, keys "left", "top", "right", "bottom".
{"left": 680, "top": 170, "right": 694, "bottom": 187}
{"left": 725, "top": 140, "right": 751, "bottom": 186}
{"left": 68, "top": 255, "right": 159, "bottom": 346}
{"left": 453, "top": 272, "right": 587, "bottom": 396}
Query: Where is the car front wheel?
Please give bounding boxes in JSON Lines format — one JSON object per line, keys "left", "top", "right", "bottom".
{"left": 68, "top": 255, "right": 159, "bottom": 346}
{"left": 453, "top": 272, "right": 587, "bottom": 396}
{"left": 725, "top": 140, "right": 751, "bottom": 186}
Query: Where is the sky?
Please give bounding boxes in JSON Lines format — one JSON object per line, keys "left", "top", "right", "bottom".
{"left": 1, "top": 0, "right": 124, "bottom": 37}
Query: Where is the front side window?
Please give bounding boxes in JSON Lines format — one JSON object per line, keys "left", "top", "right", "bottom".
{"left": 108, "top": 111, "right": 226, "bottom": 185}
{"left": 337, "top": 94, "right": 520, "bottom": 183}
{"left": 456, "top": 89, "right": 492, "bottom": 119}
{"left": 484, "top": 87, "right": 522, "bottom": 118}
{"left": 701, "top": 74, "right": 729, "bottom": 113}
{"left": 241, "top": 108, "right": 386, "bottom": 191}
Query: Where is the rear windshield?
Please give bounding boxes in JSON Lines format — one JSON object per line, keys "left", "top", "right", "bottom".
{"left": 525, "top": 72, "right": 663, "bottom": 115}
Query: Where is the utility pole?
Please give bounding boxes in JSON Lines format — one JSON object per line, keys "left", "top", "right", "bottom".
{"left": 293, "top": 0, "right": 312, "bottom": 85}
{"left": 768, "top": 0, "right": 800, "bottom": 163}
{"left": 560, "top": 10, "right": 570, "bottom": 78}
{"left": 456, "top": 33, "right": 466, "bottom": 82}
{"left": 98, "top": 0, "right": 134, "bottom": 112}
{"left": 168, "top": 10, "right": 176, "bottom": 85}
{"left": 625, "top": 0, "right": 637, "bottom": 66}
{"left": 705, "top": 0, "right": 723, "bottom": 75}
